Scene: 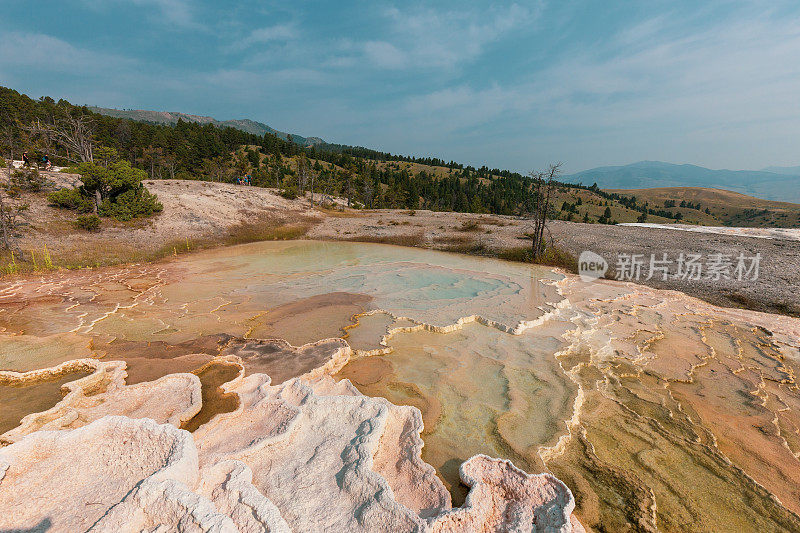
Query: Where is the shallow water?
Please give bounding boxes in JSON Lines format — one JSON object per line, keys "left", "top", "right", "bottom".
{"left": 1, "top": 240, "right": 798, "bottom": 530}
{"left": 1, "top": 241, "right": 559, "bottom": 372}
{"left": 337, "top": 320, "right": 577, "bottom": 505}
{"left": 181, "top": 360, "right": 241, "bottom": 432}
{"left": 0, "top": 370, "right": 92, "bottom": 434}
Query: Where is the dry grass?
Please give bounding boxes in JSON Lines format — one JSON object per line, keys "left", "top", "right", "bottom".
{"left": 313, "top": 205, "right": 362, "bottom": 218}
{"left": 0, "top": 246, "right": 58, "bottom": 275}
{"left": 457, "top": 220, "right": 482, "bottom": 232}
{"left": 344, "top": 232, "right": 426, "bottom": 248}
{"left": 0, "top": 215, "right": 315, "bottom": 278}
{"left": 481, "top": 217, "right": 509, "bottom": 227}
{"left": 224, "top": 218, "right": 312, "bottom": 246}
{"left": 430, "top": 234, "right": 485, "bottom": 255}
{"left": 498, "top": 244, "right": 578, "bottom": 272}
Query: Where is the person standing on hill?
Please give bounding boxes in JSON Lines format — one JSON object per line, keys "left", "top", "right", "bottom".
{"left": 22, "top": 151, "right": 30, "bottom": 168}
{"left": 41, "top": 154, "right": 51, "bottom": 170}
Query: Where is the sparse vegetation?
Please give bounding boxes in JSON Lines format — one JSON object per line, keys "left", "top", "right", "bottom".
{"left": 224, "top": 217, "right": 311, "bottom": 245}
{"left": 498, "top": 243, "right": 578, "bottom": 272}
{"left": 1, "top": 169, "right": 41, "bottom": 249}
{"left": 74, "top": 214, "right": 101, "bottom": 232}
{"left": 279, "top": 186, "right": 299, "bottom": 200}
{"left": 48, "top": 188, "right": 93, "bottom": 212}
{"left": 345, "top": 233, "right": 426, "bottom": 248}
{"left": 458, "top": 220, "right": 481, "bottom": 232}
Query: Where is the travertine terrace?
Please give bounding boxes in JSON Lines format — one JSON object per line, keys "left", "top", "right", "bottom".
{"left": 1, "top": 240, "right": 798, "bottom": 531}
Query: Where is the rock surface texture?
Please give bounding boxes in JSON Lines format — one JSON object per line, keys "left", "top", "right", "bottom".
{"left": 9, "top": 241, "right": 797, "bottom": 530}
{"left": 0, "top": 364, "right": 584, "bottom": 532}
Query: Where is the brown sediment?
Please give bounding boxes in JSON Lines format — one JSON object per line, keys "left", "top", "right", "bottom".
{"left": 336, "top": 355, "right": 394, "bottom": 387}
{"left": 0, "top": 332, "right": 96, "bottom": 372}
{"left": 122, "top": 353, "right": 216, "bottom": 385}
{"left": 244, "top": 292, "right": 372, "bottom": 345}
{"left": 97, "top": 335, "right": 229, "bottom": 361}
{"left": 546, "top": 427, "right": 659, "bottom": 532}
{"left": 97, "top": 335, "right": 228, "bottom": 384}
{"left": 337, "top": 356, "right": 444, "bottom": 434}
{"left": 0, "top": 370, "right": 92, "bottom": 434}
{"left": 549, "top": 386, "right": 800, "bottom": 532}
{"left": 225, "top": 337, "right": 350, "bottom": 384}
{"left": 180, "top": 360, "right": 241, "bottom": 433}
{"left": 94, "top": 332, "right": 351, "bottom": 385}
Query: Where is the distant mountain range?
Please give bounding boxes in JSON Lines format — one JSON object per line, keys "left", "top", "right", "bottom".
{"left": 89, "top": 107, "right": 325, "bottom": 147}
{"left": 761, "top": 165, "right": 800, "bottom": 175}
{"left": 568, "top": 161, "right": 800, "bottom": 202}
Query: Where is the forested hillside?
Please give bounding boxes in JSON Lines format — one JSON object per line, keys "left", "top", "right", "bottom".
{"left": 0, "top": 86, "right": 727, "bottom": 224}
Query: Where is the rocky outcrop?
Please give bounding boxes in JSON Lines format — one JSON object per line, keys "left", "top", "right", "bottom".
{"left": 428, "top": 455, "right": 585, "bottom": 532}
{"left": 0, "top": 416, "right": 201, "bottom": 532}
{"left": 0, "top": 364, "right": 584, "bottom": 532}
{"left": 0, "top": 358, "right": 202, "bottom": 445}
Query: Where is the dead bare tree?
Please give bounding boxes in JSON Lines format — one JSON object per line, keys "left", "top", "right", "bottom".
{"left": 0, "top": 182, "right": 11, "bottom": 250}
{"left": 201, "top": 156, "right": 228, "bottom": 183}
{"left": 297, "top": 153, "right": 310, "bottom": 198}
{"left": 162, "top": 152, "right": 178, "bottom": 180}
{"left": 529, "top": 163, "right": 562, "bottom": 260}
{"left": 26, "top": 114, "right": 95, "bottom": 163}
{"left": 309, "top": 166, "right": 316, "bottom": 207}
{"left": 0, "top": 169, "right": 35, "bottom": 251}
{"left": 344, "top": 169, "right": 353, "bottom": 208}
{"left": 138, "top": 145, "right": 163, "bottom": 179}
{"left": 1, "top": 116, "right": 20, "bottom": 163}
{"left": 363, "top": 171, "right": 374, "bottom": 209}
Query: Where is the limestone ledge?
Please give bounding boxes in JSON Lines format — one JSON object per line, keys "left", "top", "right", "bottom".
{"left": 0, "top": 361, "right": 584, "bottom": 532}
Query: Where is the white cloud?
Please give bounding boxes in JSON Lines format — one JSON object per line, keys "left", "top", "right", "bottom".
{"left": 376, "top": 5, "right": 800, "bottom": 171}
{"left": 363, "top": 41, "right": 407, "bottom": 69}
{"left": 361, "top": 3, "right": 539, "bottom": 70}
{"left": 82, "top": 0, "right": 200, "bottom": 29}
{"left": 0, "top": 32, "right": 137, "bottom": 72}
{"left": 248, "top": 24, "right": 296, "bottom": 43}
{"left": 229, "top": 23, "right": 298, "bottom": 52}
{"left": 138, "top": 0, "right": 195, "bottom": 27}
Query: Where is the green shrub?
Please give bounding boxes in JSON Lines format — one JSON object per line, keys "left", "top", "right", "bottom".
{"left": 280, "top": 186, "right": 299, "bottom": 200}
{"left": 99, "top": 186, "right": 163, "bottom": 221}
{"left": 74, "top": 214, "right": 101, "bottom": 232}
{"left": 175, "top": 170, "right": 195, "bottom": 181}
{"left": 48, "top": 188, "right": 94, "bottom": 212}
{"left": 0, "top": 157, "right": 6, "bottom": 168}
{"left": 6, "top": 168, "right": 44, "bottom": 193}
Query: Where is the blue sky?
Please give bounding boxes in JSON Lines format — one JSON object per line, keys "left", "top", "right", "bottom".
{"left": 1, "top": 0, "right": 799, "bottom": 173}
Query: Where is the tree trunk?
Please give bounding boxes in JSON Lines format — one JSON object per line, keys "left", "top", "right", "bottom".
{"left": 0, "top": 189, "right": 9, "bottom": 250}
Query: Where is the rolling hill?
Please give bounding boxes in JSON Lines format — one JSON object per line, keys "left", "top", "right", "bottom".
{"left": 89, "top": 107, "right": 325, "bottom": 147}
{"left": 607, "top": 186, "right": 800, "bottom": 228}
{"left": 569, "top": 161, "right": 800, "bottom": 202}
